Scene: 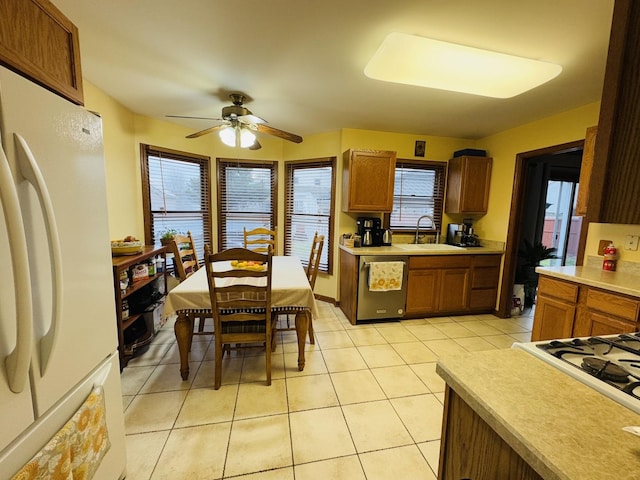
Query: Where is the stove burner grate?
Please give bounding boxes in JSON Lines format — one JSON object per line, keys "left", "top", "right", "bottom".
{"left": 581, "top": 357, "right": 630, "bottom": 383}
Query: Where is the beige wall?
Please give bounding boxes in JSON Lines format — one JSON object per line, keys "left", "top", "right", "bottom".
{"left": 83, "top": 81, "right": 605, "bottom": 302}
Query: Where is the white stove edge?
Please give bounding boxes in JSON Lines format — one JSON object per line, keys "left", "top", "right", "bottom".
{"left": 511, "top": 340, "right": 640, "bottom": 416}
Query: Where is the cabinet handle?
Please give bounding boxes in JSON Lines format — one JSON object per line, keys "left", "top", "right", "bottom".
{"left": 15, "top": 134, "right": 63, "bottom": 376}
{"left": 0, "top": 141, "right": 33, "bottom": 393}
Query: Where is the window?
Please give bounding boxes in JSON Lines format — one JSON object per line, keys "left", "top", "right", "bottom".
{"left": 141, "top": 145, "right": 211, "bottom": 261}
{"left": 386, "top": 160, "right": 447, "bottom": 233}
{"left": 284, "top": 158, "right": 335, "bottom": 273}
{"left": 217, "top": 159, "right": 277, "bottom": 250}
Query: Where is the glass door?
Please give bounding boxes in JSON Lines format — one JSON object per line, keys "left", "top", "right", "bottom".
{"left": 542, "top": 180, "right": 581, "bottom": 266}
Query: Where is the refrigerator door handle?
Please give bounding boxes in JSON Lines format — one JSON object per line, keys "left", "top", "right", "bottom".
{"left": 14, "top": 134, "right": 63, "bottom": 376}
{"left": 0, "top": 141, "right": 33, "bottom": 393}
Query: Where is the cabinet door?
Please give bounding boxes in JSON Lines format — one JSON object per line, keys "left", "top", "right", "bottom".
{"left": 575, "top": 126, "right": 597, "bottom": 216}
{"left": 406, "top": 269, "right": 439, "bottom": 314}
{"left": 342, "top": 149, "right": 396, "bottom": 212}
{"left": 0, "top": 0, "right": 84, "bottom": 104}
{"left": 439, "top": 268, "right": 469, "bottom": 312}
{"left": 446, "top": 156, "right": 492, "bottom": 214}
{"left": 579, "top": 311, "right": 636, "bottom": 337}
{"left": 339, "top": 249, "right": 358, "bottom": 324}
{"left": 531, "top": 295, "right": 575, "bottom": 341}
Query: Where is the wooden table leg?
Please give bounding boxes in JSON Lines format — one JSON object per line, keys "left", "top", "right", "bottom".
{"left": 294, "top": 310, "right": 309, "bottom": 371}
{"left": 174, "top": 311, "right": 191, "bottom": 380}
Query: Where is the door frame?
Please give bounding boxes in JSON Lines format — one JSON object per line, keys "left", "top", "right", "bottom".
{"left": 496, "top": 139, "right": 584, "bottom": 318}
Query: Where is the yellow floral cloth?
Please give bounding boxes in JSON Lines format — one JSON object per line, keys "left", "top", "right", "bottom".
{"left": 368, "top": 261, "right": 404, "bottom": 291}
{"left": 11, "top": 386, "right": 111, "bottom": 480}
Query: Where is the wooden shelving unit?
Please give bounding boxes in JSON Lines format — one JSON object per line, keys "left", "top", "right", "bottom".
{"left": 112, "top": 245, "right": 167, "bottom": 369}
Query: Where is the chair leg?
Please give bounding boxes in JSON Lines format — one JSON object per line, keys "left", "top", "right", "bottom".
{"left": 198, "top": 316, "right": 206, "bottom": 332}
{"left": 270, "top": 314, "right": 278, "bottom": 352}
{"left": 214, "top": 340, "right": 223, "bottom": 390}
{"left": 265, "top": 333, "right": 272, "bottom": 386}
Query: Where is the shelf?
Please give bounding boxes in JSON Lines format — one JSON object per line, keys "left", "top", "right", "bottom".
{"left": 121, "top": 314, "right": 141, "bottom": 331}
{"left": 123, "top": 272, "right": 166, "bottom": 299}
{"left": 112, "top": 245, "right": 167, "bottom": 369}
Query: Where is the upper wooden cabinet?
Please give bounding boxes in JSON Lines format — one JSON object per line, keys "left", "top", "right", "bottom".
{"left": 0, "top": 0, "right": 84, "bottom": 104}
{"left": 342, "top": 149, "right": 396, "bottom": 212}
{"left": 575, "top": 126, "right": 597, "bottom": 216}
{"left": 445, "top": 156, "right": 492, "bottom": 214}
{"left": 588, "top": 0, "right": 640, "bottom": 224}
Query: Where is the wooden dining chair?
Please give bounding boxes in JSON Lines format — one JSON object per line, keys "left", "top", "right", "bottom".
{"left": 243, "top": 226, "right": 277, "bottom": 254}
{"left": 169, "top": 231, "right": 210, "bottom": 334}
{"left": 204, "top": 245, "right": 274, "bottom": 389}
{"left": 272, "top": 231, "right": 324, "bottom": 346}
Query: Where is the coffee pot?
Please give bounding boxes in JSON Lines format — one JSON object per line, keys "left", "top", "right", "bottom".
{"left": 382, "top": 229, "right": 392, "bottom": 245}
{"left": 363, "top": 230, "right": 373, "bottom": 246}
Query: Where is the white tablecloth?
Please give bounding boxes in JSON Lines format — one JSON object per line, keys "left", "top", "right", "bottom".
{"left": 164, "top": 256, "right": 320, "bottom": 319}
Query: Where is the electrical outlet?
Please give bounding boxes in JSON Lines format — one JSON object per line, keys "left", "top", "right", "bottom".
{"left": 625, "top": 235, "right": 639, "bottom": 251}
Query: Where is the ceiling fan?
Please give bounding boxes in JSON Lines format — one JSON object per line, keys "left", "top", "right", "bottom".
{"left": 167, "top": 93, "right": 303, "bottom": 149}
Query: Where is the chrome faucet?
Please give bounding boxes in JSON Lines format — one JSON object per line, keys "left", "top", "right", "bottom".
{"left": 415, "top": 215, "right": 439, "bottom": 244}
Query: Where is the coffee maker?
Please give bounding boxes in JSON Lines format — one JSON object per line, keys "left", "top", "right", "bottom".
{"left": 356, "top": 217, "right": 382, "bottom": 246}
{"left": 447, "top": 219, "right": 481, "bottom": 247}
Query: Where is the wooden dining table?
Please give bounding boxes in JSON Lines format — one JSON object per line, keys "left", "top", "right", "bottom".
{"left": 164, "top": 255, "right": 320, "bottom": 380}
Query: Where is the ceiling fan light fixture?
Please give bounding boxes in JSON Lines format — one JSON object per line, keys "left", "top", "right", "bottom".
{"left": 240, "top": 128, "right": 256, "bottom": 148}
{"left": 364, "top": 33, "right": 562, "bottom": 98}
{"left": 219, "top": 126, "right": 237, "bottom": 147}
{"left": 219, "top": 125, "right": 256, "bottom": 148}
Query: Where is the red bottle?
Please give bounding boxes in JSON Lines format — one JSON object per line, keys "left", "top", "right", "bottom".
{"left": 603, "top": 243, "right": 617, "bottom": 271}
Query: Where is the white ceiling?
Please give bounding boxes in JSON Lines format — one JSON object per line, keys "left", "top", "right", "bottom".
{"left": 52, "top": 0, "right": 615, "bottom": 142}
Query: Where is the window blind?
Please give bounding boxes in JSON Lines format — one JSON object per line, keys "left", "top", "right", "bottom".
{"left": 387, "top": 160, "right": 447, "bottom": 232}
{"left": 141, "top": 145, "right": 211, "bottom": 261}
{"left": 284, "top": 158, "right": 335, "bottom": 273}
{"left": 217, "top": 159, "right": 277, "bottom": 251}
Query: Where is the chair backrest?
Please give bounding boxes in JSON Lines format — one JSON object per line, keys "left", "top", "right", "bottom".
{"left": 243, "top": 226, "right": 277, "bottom": 255}
{"left": 170, "top": 231, "right": 199, "bottom": 281}
{"left": 204, "top": 246, "right": 273, "bottom": 326}
{"left": 306, "top": 232, "right": 325, "bottom": 290}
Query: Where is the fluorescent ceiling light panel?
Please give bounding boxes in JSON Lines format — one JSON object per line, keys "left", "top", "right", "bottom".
{"left": 364, "top": 33, "right": 562, "bottom": 98}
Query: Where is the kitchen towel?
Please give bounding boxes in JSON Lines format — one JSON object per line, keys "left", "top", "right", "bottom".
{"left": 11, "top": 385, "right": 111, "bottom": 480}
{"left": 368, "top": 261, "right": 404, "bottom": 291}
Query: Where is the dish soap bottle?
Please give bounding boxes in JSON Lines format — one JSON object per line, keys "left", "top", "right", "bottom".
{"left": 602, "top": 243, "right": 618, "bottom": 271}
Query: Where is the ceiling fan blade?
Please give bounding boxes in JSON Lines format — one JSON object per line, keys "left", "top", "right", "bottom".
{"left": 255, "top": 124, "right": 303, "bottom": 143}
{"left": 238, "top": 114, "right": 267, "bottom": 125}
{"left": 249, "top": 139, "right": 262, "bottom": 150}
{"left": 166, "top": 115, "right": 223, "bottom": 121}
{"left": 186, "top": 124, "right": 227, "bottom": 139}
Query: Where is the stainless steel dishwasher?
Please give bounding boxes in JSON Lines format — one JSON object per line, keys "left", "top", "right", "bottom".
{"left": 357, "top": 255, "right": 408, "bottom": 321}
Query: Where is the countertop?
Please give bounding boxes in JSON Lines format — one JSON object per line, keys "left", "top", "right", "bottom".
{"left": 437, "top": 349, "right": 640, "bottom": 480}
{"left": 536, "top": 265, "right": 640, "bottom": 298}
{"left": 339, "top": 242, "right": 504, "bottom": 256}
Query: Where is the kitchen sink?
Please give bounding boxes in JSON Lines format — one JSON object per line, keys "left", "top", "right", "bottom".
{"left": 395, "top": 243, "right": 465, "bottom": 251}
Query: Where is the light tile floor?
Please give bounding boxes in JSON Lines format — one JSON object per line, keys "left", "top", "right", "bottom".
{"left": 120, "top": 301, "right": 534, "bottom": 480}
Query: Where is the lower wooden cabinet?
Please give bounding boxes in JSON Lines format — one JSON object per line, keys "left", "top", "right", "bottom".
{"left": 533, "top": 273, "right": 640, "bottom": 340}
{"left": 439, "top": 386, "right": 542, "bottom": 480}
{"left": 406, "top": 256, "right": 470, "bottom": 315}
{"left": 573, "top": 287, "right": 639, "bottom": 337}
{"left": 339, "top": 249, "right": 502, "bottom": 321}
{"left": 469, "top": 255, "right": 502, "bottom": 310}
{"left": 531, "top": 276, "right": 578, "bottom": 341}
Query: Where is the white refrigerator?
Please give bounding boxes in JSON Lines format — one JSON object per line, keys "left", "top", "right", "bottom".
{"left": 0, "top": 66, "right": 126, "bottom": 478}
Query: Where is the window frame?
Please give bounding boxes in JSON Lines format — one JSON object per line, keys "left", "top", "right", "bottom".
{"left": 284, "top": 157, "right": 336, "bottom": 274}
{"left": 140, "top": 144, "right": 211, "bottom": 257}
{"left": 216, "top": 158, "right": 278, "bottom": 251}
{"left": 384, "top": 159, "right": 447, "bottom": 234}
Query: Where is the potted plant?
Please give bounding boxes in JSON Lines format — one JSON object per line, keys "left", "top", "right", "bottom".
{"left": 517, "top": 239, "right": 556, "bottom": 307}
{"left": 159, "top": 228, "right": 179, "bottom": 246}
